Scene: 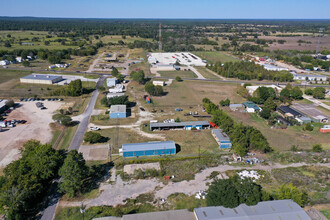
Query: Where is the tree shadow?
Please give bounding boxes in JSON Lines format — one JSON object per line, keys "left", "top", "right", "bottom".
{"left": 83, "top": 162, "right": 114, "bottom": 194}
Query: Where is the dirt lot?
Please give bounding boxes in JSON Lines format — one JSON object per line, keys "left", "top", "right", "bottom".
{"left": 258, "top": 35, "right": 330, "bottom": 51}
{"left": 0, "top": 101, "right": 63, "bottom": 167}
{"left": 79, "top": 144, "right": 109, "bottom": 161}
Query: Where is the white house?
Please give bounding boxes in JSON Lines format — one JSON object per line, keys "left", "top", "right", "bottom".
{"left": 109, "top": 84, "right": 124, "bottom": 93}
{"left": 0, "top": 60, "right": 9, "bottom": 66}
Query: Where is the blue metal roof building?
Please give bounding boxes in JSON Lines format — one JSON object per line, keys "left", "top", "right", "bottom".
{"left": 120, "top": 141, "right": 176, "bottom": 158}
{"left": 212, "top": 129, "right": 232, "bottom": 149}
{"left": 109, "top": 105, "right": 126, "bottom": 119}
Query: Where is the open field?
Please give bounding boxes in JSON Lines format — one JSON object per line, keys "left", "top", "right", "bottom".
{"left": 158, "top": 70, "right": 197, "bottom": 79}
{"left": 258, "top": 35, "right": 330, "bottom": 51}
{"left": 193, "top": 51, "right": 238, "bottom": 63}
{"left": 0, "top": 30, "right": 78, "bottom": 50}
{"left": 227, "top": 111, "right": 330, "bottom": 151}
{"left": 0, "top": 101, "right": 63, "bottom": 167}
{"left": 150, "top": 80, "right": 244, "bottom": 108}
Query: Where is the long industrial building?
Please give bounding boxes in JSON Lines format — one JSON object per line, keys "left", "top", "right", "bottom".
{"left": 148, "top": 52, "right": 206, "bottom": 67}
{"left": 93, "top": 200, "right": 312, "bottom": 220}
{"left": 20, "top": 74, "right": 63, "bottom": 84}
{"left": 120, "top": 141, "right": 176, "bottom": 158}
{"left": 0, "top": 99, "right": 8, "bottom": 113}
{"left": 150, "top": 121, "right": 210, "bottom": 131}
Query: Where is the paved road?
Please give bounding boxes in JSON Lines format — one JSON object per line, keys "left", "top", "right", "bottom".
{"left": 40, "top": 75, "right": 106, "bottom": 220}
{"left": 69, "top": 75, "right": 106, "bottom": 150}
{"left": 87, "top": 52, "right": 105, "bottom": 73}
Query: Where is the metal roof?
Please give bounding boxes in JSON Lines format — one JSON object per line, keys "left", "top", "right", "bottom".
{"left": 150, "top": 121, "right": 210, "bottom": 128}
{"left": 110, "top": 105, "right": 126, "bottom": 113}
{"left": 194, "top": 200, "right": 311, "bottom": 220}
{"left": 21, "top": 74, "right": 62, "bottom": 81}
{"left": 212, "top": 129, "right": 230, "bottom": 141}
{"left": 278, "top": 106, "right": 301, "bottom": 117}
{"left": 122, "top": 209, "right": 195, "bottom": 220}
{"left": 0, "top": 99, "right": 8, "bottom": 109}
{"left": 229, "top": 104, "right": 243, "bottom": 108}
{"left": 292, "top": 73, "right": 327, "bottom": 78}
{"left": 107, "top": 77, "right": 117, "bottom": 81}
{"left": 122, "top": 141, "right": 176, "bottom": 152}
{"left": 242, "top": 101, "right": 260, "bottom": 110}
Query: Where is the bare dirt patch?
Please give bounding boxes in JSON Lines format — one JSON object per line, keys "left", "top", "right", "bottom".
{"left": 78, "top": 144, "right": 109, "bottom": 161}
{"left": 123, "top": 162, "right": 161, "bottom": 175}
{"left": 0, "top": 101, "right": 63, "bottom": 167}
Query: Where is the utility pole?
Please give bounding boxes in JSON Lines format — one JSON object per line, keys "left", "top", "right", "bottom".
{"left": 159, "top": 23, "right": 162, "bottom": 51}
{"left": 199, "top": 145, "right": 201, "bottom": 160}
{"left": 316, "top": 28, "right": 324, "bottom": 55}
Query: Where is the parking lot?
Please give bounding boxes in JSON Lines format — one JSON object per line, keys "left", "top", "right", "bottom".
{"left": 292, "top": 103, "right": 329, "bottom": 119}
{"left": 0, "top": 101, "right": 63, "bottom": 167}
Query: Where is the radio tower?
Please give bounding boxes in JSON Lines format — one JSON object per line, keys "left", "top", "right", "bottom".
{"left": 159, "top": 23, "right": 162, "bottom": 51}
{"left": 316, "top": 28, "right": 324, "bottom": 55}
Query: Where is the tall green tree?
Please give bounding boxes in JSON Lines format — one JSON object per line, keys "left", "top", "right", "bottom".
{"left": 67, "top": 79, "right": 83, "bottom": 96}
{"left": 58, "top": 150, "right": 89, "bottom": 198}
{"left": 275, "top": 183, "right": 308, "bottom": 207}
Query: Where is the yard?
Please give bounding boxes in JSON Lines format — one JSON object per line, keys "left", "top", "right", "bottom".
{"left": 158, "top": 70, "right": 197, "bottom": 79}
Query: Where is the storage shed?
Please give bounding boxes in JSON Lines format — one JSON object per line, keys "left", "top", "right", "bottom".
{"left": 120, "top": 141, "right": 176, "bottom": 158}
{"left": 20, "top": 74, "right": 63, "bottom": 85}
{"left": 212, "top": 129, "right": 232, "bottom": 149}
{"left": 150, "top": 121, "right": 210, "bottom": 131}
{"left": 109, "top": 105, "right": 126, "bottom": 118}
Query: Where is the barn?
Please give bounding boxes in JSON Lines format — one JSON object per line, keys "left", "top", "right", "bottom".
{"left": 120, "top": 141, "right": 176, "bottom": 158}
{"left": 212, "top": 129, "right": 232, "bottom": 149}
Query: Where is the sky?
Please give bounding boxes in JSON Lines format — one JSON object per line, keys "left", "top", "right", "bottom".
{"left": 1, "top": 0, "right": 330, "bottom": 19}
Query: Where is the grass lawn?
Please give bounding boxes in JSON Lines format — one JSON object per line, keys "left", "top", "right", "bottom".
{"left": 90, "top": 114, "right": 139, "bottom": 126}
{"left": 193, "top": 51, "right": 238, "bottom": 63}
{"left": 150, "top": 80, "right": 244, "bottom": 108}
{"left": 158, "top": 70, "right": 197, "bottom": 79}
{"left": 130, "top": 62, "right": 151, "bottom": 75}
{"left": 97, "top": 128, "right": 161, "bottom": 153}
{"left": 164, "top": 129, "right": 220, "bottom": 155}
{"left": 195, "top": 67, "right": 222, "bottom": 80}
{"left": 321, "top": 210, "right": 330, "bottom": 219}
{"left": 227, "top": 111, "right": 330, "bottom": 151}
{"left": 55, "top": 125, "right": 78, "bottom": 150}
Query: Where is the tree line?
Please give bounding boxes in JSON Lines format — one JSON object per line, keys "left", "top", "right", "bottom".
{"left": 208, "top": 61, "right": 294, "bottom": 82}
{"left": 202, "top": 98, "right": 272, "bottom": 156}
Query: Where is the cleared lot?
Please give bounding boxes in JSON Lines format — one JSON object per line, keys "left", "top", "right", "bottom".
{"left": 0, "top": 101, "right": 63, "bottom": 167}
{"left": 293, "top": 103, "right": 329, "bottom": 119}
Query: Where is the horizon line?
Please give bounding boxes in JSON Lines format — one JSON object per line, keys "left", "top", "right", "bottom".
{"left": 1, "top": 16, "right": 330, "bottom": 20}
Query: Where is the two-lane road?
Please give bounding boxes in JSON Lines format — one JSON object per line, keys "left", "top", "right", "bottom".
{"left": 69, "top": 75, "right": 106, "bottom": 150}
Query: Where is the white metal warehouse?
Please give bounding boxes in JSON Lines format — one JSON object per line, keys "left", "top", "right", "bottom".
{"left": 20, "top": 74, "right": 63, "bottom": 84}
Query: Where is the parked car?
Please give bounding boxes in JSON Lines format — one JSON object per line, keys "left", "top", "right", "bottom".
{"left": 90, "top": 127, "right": 101, "bottom": 131}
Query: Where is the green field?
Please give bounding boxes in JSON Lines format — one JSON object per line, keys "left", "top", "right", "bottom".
{"left": 158, "top": 70, "right": 197, "bottom": 79}
{"left": 0, "top": 31, "right": 78, "bottom": 50}
{"left": 194, "top": 51, "right": 238, "bottom": 63}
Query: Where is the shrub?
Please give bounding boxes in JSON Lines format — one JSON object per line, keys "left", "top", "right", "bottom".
{"left": 312, "top": 144, "right": 323, "bottom": 153}
{"left": 84, "top": 131, "right": 106, "bottom": 144}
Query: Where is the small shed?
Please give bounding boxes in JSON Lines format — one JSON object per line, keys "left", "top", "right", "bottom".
{"left": 109, "top": 105, "right": 126, "bottom": 119}
{"left": 146, "top": 96, "right": 151, "bottom": 104}
{"left": 120, "top": 141, "right": 176, "bottom": 158}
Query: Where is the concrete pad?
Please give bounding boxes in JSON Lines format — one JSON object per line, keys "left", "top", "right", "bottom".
{"left": 79, "top": 144, "right": 109, "bottom": 161}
